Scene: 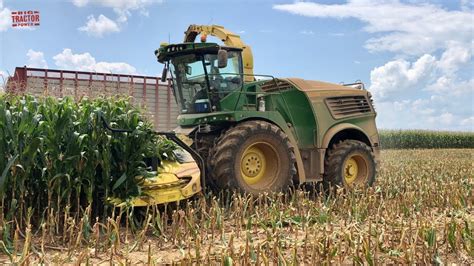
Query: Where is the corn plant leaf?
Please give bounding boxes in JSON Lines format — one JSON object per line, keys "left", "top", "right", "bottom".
{"left": 20, "top": 137, "right": 41, "bottom": 167}
{"left": 113, "top": 173, "right": 127, "bottom": 191}
{"left": 224, "top": 256, "right": 233, "bottom": 266}
{"left": 0, "top": 154, "right": 19, "bottom": 197}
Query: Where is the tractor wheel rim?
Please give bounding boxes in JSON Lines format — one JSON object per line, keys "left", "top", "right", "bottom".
{"left": 240, "top": 142, "right": 278, "bottom": 187}
{"left": 344, "top": 154, "right": 368, "bottom": 185}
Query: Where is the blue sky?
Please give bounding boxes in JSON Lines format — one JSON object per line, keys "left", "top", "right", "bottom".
{"left": 1, "top": 0, "right": 473, "bottom": 131}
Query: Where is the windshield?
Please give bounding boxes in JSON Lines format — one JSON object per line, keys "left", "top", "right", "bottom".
{"left": 170, "top": 54, "right": 207, "bottom": 114}
{"left": 169, "top": 51, "right": 242, "bottom": 114}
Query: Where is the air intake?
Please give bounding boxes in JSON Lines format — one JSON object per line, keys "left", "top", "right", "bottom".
{"left": 325, "top": 95, "right": 373, "bottom": 119}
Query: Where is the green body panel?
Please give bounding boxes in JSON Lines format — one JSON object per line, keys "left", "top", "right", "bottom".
{"left": 302, "top": 89, "right": 378, "bottom": 148}
{"left": 177, "top": 80, "right": 378, "bottom": 150}
{"left": 178, "top": 110, "right": 291, "bottom": 136}
{"left": 158, "top": 42, "right": 379, "bottom": 182}
{"left": 178, "top": 81, "right": 318, "bottom": 149}
{"left": 271, "top": 89, "right": 317, "bottom": 148}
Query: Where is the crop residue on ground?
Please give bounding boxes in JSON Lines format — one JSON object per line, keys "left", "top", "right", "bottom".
{"left": 0, "top": 149, "right": 472, "bottom": 264}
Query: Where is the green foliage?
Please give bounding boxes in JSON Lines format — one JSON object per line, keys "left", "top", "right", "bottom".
{"left": 379, "top": 129, "right": 474, "bottom": 149}
{"left": 0, "top": 95, "right": 177, "bottom": 229}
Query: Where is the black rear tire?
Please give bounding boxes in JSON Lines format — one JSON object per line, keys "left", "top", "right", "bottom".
{"left": 323, "top": 140, "right": 376, "bottom": 192}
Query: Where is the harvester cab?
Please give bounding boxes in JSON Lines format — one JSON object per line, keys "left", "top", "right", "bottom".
{"left": 155, "top": 24, "right": 380, "bottom": 197}
{"left": 157, "top": 42, "right": 245, "bottom": 115}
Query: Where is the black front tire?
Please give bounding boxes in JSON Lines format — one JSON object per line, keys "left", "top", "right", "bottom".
{"left": 208, "top": 120, "right": 296, "bottom": 195}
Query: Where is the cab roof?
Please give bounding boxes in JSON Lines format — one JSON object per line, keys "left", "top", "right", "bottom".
{"left": 156, "top": 42, "right": 242, "bottom": 63}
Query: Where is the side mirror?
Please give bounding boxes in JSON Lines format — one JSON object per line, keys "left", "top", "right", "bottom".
{"left": 217, "top": 49, "right": 228, "bottom": 68}
{"left": 161, "top": 65, "right": 168, "bottom": 82}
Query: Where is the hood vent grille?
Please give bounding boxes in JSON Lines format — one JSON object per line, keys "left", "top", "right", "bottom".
{"left": 326, "top": 95, "right": 373, "bottom": 119}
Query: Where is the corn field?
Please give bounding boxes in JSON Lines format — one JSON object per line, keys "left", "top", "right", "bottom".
{"left": 0, "top": 95, "right": 473, "bottom": 264}
{"left": 0, "top": 95, "right": 178, "bottom": 237}
{"left": 379, "top": 129, "right": 474, "bottom": 149}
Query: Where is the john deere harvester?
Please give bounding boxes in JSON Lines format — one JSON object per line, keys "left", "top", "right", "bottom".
{"left": 152, "top": 24, "right": 380, "bottom": 196}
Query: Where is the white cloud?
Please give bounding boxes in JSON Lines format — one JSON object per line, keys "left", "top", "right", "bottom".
{"left": 275, "top": 1, "right": 474, "bottom": 131}
{"left": 460, "top": 117, "right": 474, "bottom": 128}
{"left": 438, "top": 112, "right": 454, "bottom": 125}
{"left": 0, "top": 0, "right": 11, "bottom": 32}
{"left": 300, "top": 30, "right": 314, "bottom": 35}
{"left": 78, "top": 14, "right": 120, "bottom": 37}
{"left": 461, "top": 0, "right": 474, "bottom": 11}
{"left": 370, "top": 38, "right": 473, "bottom": 99}
{"left": 72, "top": 0, "right": 89, "bottom": 7}
{"left": 93, "top": 62, "right": 136, "bottom": 74}
{"left": 274, "top": 0, "right": 473, "bottom": 55}
{"left": 437, "top": 41, "right": 471, "bottom": 75}
{"left": 369, "top": 54, "right": 437, "bottom": 100}
{"left": 425, "top": 76, "right": 473, "bottom": 96}
{"left": 369, "top": 49, "right": 473, "bottom": 130}
{"left": 370, "top": 40, "right": 473, "bottom": 130}
{"left": 0, "top": 70, "right": 7, "bottom": 92}
{"left": 26, "top": 49, "right": 48, "bottom": 68}
{"left": 53, "top": 48, "right": 136, "bottom": 74}
{"left": 74, "top": 0, "right": 163, "bottom": 33}
{"left": 53, "top": 49, "right": 95, "bottom": 70}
